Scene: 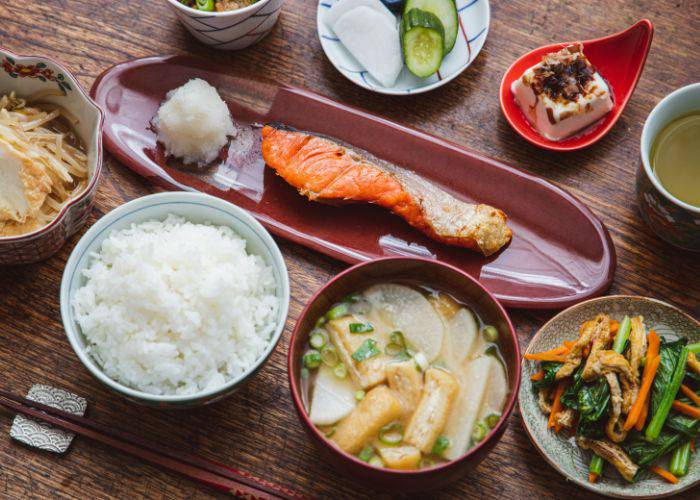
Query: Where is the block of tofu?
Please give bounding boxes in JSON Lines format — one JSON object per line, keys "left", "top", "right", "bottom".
{"left": 327, "top": 315, "right": 390, "bottom": 389}
{"left": 0, "top": 139, "right": 51, "bottom": 223}
{"left": 332, "top": 385, "right": 403, "bottom": 454}
{"left": 510, "top": 44, "right": 614, "bottom": 141}
{"left": 386, "top": 359, "right": 424, "bottom": 415}
{"left": 442, "top": 356, "right": 492, "bottom": 461}
{"left": 377, "top": 445, "right": 422, "bottom": 470}
{"left": 404, "top": 368, "right": 459, "bottom": 453}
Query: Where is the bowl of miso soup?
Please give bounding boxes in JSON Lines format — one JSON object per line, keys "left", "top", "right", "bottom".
{"left": 287, "top": 257, "right": 520, "bottom": 491}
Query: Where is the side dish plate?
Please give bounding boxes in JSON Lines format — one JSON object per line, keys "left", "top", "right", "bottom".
{"left": 91, "top": 55, "right": 616, "bottom": 309}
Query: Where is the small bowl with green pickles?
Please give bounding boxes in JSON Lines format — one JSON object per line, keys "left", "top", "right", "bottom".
{"left": 520, "top": 295, "right": 700, "bottom": 498}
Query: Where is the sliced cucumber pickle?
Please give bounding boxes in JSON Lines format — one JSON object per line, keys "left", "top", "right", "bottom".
{"left": 404, "top": 0, "right": 458, "bottom": 53}
{"left": 401, "top": 9, "right": 445, "bottom": 78}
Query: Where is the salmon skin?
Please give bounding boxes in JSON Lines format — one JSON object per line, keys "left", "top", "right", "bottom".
{"left": 260, "top": 124, "right": 512, "bottom": 256}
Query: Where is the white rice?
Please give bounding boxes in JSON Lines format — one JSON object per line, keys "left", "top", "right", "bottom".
{"left": 153, "top": 78, "right": 235, "bottom": 166}
{"left": 71, "top": 214, "right": 279, "bottom": 396}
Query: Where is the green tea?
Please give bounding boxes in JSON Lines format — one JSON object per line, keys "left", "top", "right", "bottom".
{"left": 651, "top": 112, "right": 700, "bottom": 207}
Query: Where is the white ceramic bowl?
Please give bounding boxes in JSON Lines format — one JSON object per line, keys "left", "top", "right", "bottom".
{"left": 317, "top": 0, "right": 490, "bottom": 95}
{"left": 0, "top": 47, "right": 104, "bottom": 265}
{"left": 60, "top": 192, "right": 291, "bottom": 408}
{"left": 165, "top": 0, "right": 284, "bottom": 50}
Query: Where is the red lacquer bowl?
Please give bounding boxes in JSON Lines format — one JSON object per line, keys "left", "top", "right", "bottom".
{"left": 287, "top": 257, "right": 521, "bottom": 492}
{"left": 499, "top": 19, "right": 653, "bottom": 151}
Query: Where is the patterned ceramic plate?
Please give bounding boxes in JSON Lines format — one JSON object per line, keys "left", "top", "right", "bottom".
{"left": 316, "top": 0, "right": 490, "bottom": 95}
{"left": 519, "top": 296, "right": 700, "bottom": 498}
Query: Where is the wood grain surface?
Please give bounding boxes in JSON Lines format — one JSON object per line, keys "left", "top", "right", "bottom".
{"left": 0, "top": 0, "right": 698, "bottom": 498}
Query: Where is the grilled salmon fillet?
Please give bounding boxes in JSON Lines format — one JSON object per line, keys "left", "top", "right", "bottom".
{"left": 261, "top": 125, "right": 512, "bottom": 256}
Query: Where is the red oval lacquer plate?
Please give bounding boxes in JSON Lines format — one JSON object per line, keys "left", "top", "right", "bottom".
{"left": 91, "top": 55, "right": 616, "bottom": 309}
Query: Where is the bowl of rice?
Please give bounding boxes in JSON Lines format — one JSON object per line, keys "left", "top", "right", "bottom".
{"left": 60, "top": 191, "right": 290, "bottom": 408}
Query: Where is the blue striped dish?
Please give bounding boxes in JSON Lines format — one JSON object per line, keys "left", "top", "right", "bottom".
{"left": 60, "top": 192, "right": 290, "bottom": 408}
{"left": 317, "top": 0, "right": 490, "bottom": 95}
{"left": 165, "top": 0, "right": 283, "bottom": 51}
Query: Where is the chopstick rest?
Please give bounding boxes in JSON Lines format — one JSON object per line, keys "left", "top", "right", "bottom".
{"left": 10, "top": 384, "right": 87, "bottom": 453}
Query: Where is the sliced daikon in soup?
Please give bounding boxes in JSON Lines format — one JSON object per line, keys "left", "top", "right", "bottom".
{"left": 430, "top": 294, "right": 479, "bottom": 371}
{"left": 478, "top": 356, "right": 508, "bottom": 422}
{"left": 441, "top": 356, "right": 492, "bottom": 461}
{"left": 309, "top": 364, "right": 358, "bottom": 426}
{"left": 364, "top": 284, "right": 444, "bottom": 361}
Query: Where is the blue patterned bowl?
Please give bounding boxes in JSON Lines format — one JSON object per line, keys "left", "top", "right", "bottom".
{"left": 637, "top": 83, "right": 700, "bottom": 251}
{"left": 165, "top": 0, "right": 284, "bottom": 50}
{"left": 317, "top": 0, "right": 490, "bottom": 95}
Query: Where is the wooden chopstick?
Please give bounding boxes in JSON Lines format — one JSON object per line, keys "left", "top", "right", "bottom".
{"left": 0, "top": 390, "right": 302, "bottom": 499}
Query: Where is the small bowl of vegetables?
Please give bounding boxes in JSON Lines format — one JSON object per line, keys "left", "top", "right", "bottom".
{"left": 287, "top": 257, "right": 520, "bottom": 491}
{"left": 317, "top": 0, "right": 490, "bottom": 95}
{"left": 520, "top": 295, "right": 700, "bottom": 498}
{"left": 166, "top": 0, "right": 284, "bottom": 50}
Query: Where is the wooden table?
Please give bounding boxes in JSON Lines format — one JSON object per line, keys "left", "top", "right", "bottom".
{"left": 1, "top": 0, "right": 698, "bottom": 498}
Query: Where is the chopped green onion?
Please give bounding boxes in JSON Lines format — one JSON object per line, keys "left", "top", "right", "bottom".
{"left": 389, "top": 331, "right": 406, "bottom": 348}
{"left": 431, "top": 360, "right": 448, "bottom": 370}
{"left": 485, "top": 345, "right": 498, "bottom": 357}
{"left": 471, "top": 422, "right": 487, "bottom": 443}
{"left": 482, "top": 325, "right": 498, "bottom": 343}
{"left": 321, "top": 346, "right": 339, "bottom": 367}
{"left": 326, "top": 303, "right": 350, "bottom": 320}
{"left": 309, "top": 330, "right": 327, "bottom": 349}
{"left": 589, "top": 454, "right": 603, "bottom": 475}
{"left": 352, "top": 339, "right": 381, "bottom": 362}
{"left": 485, "top": 413, "right": 501, "bottom": 429}
{"left": 419, "top": 458, "right": 434, "bottom": 469}
{"left": 358, "top": 446, "right": 374, "bottom": 462}
{"left": 195, "top": 0, "right": 214, "bottom": 11}
{"left": 354, "top": 390, "right": 365, "bottom": 401}
{"left": 385, "top": 343, "right": 405, "bottom": 356}
{"left": 414, "top": 352, "right": 428, "bottom": 371}
{"left": 314, "top": 315, "right": 327, "bottom": 328}
{"left": 343, "top": 294, "right": 361, "bottom": 303}
{"left": 378, "top": 423, "right": 403, "bottom": 445}
{"left": 646, "top": 347, "right": 689, "bottom": 442}
{"left": 670, "top": 441, "right": 692, "bottom": 476}
{"left": 431, "top": 435, "right": 450, "bottom": 455}
{"left": 612, "top": 316, "right": 631, "bottom": 353}
{"left": 301, "top": 367, "right": 309, "bottom": 379}
{"left": 303, "top": 350, "right": 322, "bottom": 369}
{"left": 325, "top": 426, "right": 336, "bottom": 438}
{"left": 349, "top": 322, "right": 374, "bottom": 333}
{"left": 368, "top": 456, "right": 384, "bottom": 468}
{"left": 334, "top": 363, "right": 347, "bottom": 378}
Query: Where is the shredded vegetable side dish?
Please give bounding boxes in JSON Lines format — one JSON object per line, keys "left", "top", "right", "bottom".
{"left": 528, "top": 314, "right": 700, "bottom": 485}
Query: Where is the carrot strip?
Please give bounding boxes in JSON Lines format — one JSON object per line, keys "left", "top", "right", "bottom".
{"left": 524, "top": 353, "right": 568, "bottom": 363}
{"left": 530, "top": 371, "right": 545, "bottom": 381}
{"left": 680, "top": 384, "right": 700, "bottom": 406}
{"left": 588, "top": 472, "right": 598, "bottom": 483}
{"left": 610, "top": 320, "right": 620, "bottom": 333}
{"left": 624, "top": 355, "right": 661, "bottom": 430}
{"left": 563, "top": 340, "right": 576, "bottom": 350}
{"left": 649, "top": 465, "right": 679, "bottom": 484}
{"left": 648, "top": 330, "right": 661, "bottom": 358}
{"left": 672, "top": 400, "right": 700, "bottom": 419}
{"left": 525, "top": 346, "right": 568, "bottom": 357}
{"left": 548, "top": 380, "right": 567, "bottom": 430}
{"left": 635, "top": 393, "right": 650, "bottom": 431}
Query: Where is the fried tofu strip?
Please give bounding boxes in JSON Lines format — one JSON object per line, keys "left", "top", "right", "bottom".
{"left": 332, "top": 385, "right": 403, "bottom": 454}
{"left": 628, "top": 316, "right": 647, "bottom": 380}
{"left": 585, "top": 350, "right": 639, "bottom": 414}
{"left": 386, "top": 360, "right": 424, "bottom": 416}
{"left": 327, "top": 316, "right": 388, "bottom": 389}
{"left": 556, "top": 319, "right": 599, "bottom": 381}
{"left": 581, "top": 314, "right": 611, "bottom": 380}
{"left": 604, "top": 373, "right": 628, "bottom": 443}
{"left": 577, "top": 437, "right": 639, "bottom": 482}
{"left": 404, "top": 368, "right": 459, "bottom": 453}
{"left": 377, "top": 445, "right": 422, "bottom": 470}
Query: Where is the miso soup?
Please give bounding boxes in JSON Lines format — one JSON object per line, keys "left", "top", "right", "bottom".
{"left": 651, "top": 111, "right": 700, "bottom": 207}
{"left": 300, "top": 283, "right": 509, "bottom": 470}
